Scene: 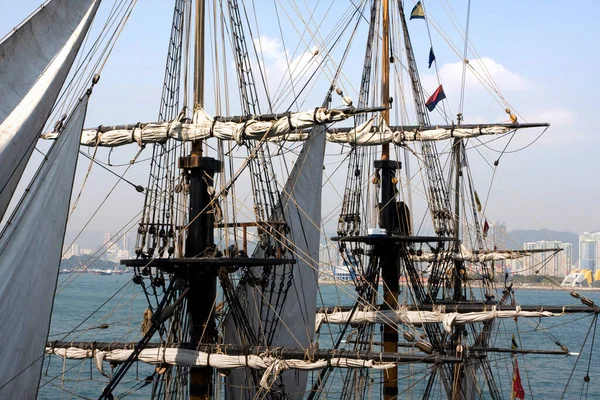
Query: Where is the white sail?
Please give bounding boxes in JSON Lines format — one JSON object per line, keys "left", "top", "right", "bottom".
{"left": 45, "top": 347, "right": 396, "bottom": 385}
{"left": 316, "top": 306, "right": 561, "bottom": 334}
{"left": 41, "top": 110, "right": 519, "bottom": 147}
{"left": 224, "top": 125, "right": 325, "bottom": 398}
{"left": 325, "top": 119, "right": 512, "bottom": 145}
{"left": 0, "top": 94, "right": 89, "bottom": 399}
{"left": 0, "top": 0, "right": 100, "bottom": 221}
{"left": 410, "top": 243, "right": 560, "bottom": 263}
{"left": 42, "top": 107, "right": 355, "bottom": 146}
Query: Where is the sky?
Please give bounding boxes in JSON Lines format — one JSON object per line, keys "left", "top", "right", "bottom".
{"left": 2, "top": 0, "right": 600, "bottom": 241}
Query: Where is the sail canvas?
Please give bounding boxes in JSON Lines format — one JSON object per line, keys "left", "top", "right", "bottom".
{"left": 0, "top": 0, "right": 100, "bottom": 221}
{"left": 0, "top": 94, "right": 89, "bottom": 399}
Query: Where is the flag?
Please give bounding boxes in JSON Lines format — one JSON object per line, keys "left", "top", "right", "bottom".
{"left": 483, "top": 219, "right": 489, "bottom": 238}
{"left": 410, "top": 1, "right": 425, "bottom": 20}
{"left": 510, "top": 335, "right": 525, "bottom": 399}
{"left": 428, "top": 47, "right": 436, "bottom": 68}
{"left": 512, "top": 359, "right": 525, "bottom": 399}
{"left": 425, "top": 85, "right": 446, "bottom": 111}
{"left": 474, "top": 190, "right": 482, "bottom": 212}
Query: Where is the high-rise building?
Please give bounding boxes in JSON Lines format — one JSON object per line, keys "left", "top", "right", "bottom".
{"left": 578, "top": 232, "right": 600, "bottom": 273}
{"left": 522, "top": 241, "right": 572, "bottom": 277}
{"left": 562, "top": 242, "right": 573, "bottom": 275}
{"left": 117, "top": 249, "right": 131, "bottom": 260}
{"left": 122, "top": 233, "right": 129, "bottom": 253}
{"left": 63, "top": 243, "right": 79, "bottom": 258}
{"left": 522, "top": 242, "right": 536, "bottom": 276}
{"left": 490, "top": 221, "right": 508, "bottom": 273}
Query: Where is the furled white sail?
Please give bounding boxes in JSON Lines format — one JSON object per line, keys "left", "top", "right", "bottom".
{"left": 0, "top": 0, "right": 100, "bottom": 221}
{"left": 0, "top": 94, "right": 89, "bottom": 399}
{"left": 42, "top": 107, "right": 355, "bottom": 146}
{"left": 315, "top": 306, "right": 561, "bottom": 334}
{"left": 325, "top": 119, "right": 512, "bottom": 145}
{"left": 45, "top": 347, "right": 396, "bottom": 388}
{"left": 224, "top": 124, "right": 326, "bottom": 398}
{"left": 410, "top": 243, "right": 560, "bottom": 263}
{"left": 42, "top": 110, "right": 518, "bottom": 147}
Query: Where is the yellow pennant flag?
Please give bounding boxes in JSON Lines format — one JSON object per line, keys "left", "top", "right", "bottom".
{"left": 410, "top": 1, "right": 425, "bottom": 20}
{"left": 474, "top": 190, "right": 482, "bottom": 212}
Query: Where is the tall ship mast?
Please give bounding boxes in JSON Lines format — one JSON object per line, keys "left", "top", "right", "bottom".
{"left": 0, "top": 0, "right": 597, "bottom": 399}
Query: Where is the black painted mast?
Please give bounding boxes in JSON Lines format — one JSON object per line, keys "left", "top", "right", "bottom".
{"left": 183, "top": 1, "right": 220, "bottom": 398}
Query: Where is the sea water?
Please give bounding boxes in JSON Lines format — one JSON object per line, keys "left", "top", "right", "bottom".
{"left": 37, "top": 274, "right": 600, "bottom": 399}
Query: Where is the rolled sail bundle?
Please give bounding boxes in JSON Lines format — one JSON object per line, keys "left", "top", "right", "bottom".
{"left": 324, "top": 119, "right": 513, "bottom": 145}
{"left": 41, "top": 107, "right": 547, "bottom": 147}
{"left": 46, "top": 346, "right": 398, "bottom": 390}
{"left": 46, "top": 347, "right": 397, "bottom": 371}
{"left": 410, "top": 243, "right": 561, "bottom": 263}
{"left": 315, "top": 305, "right": 562, "bottom": 333}
{"left": 41, "top": 107, "right": 358, "bottom": 146}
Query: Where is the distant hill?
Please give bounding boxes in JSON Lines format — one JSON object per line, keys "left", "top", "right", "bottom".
{"left": 60, "top": 255, "right": 117, "bottom": 270}
{"left": 507, "top": 229, "right": 578, "bottom": 263}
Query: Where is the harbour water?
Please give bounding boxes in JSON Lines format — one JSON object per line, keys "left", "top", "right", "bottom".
{"left": 38, "top": 274, "right": 600, "bottom": 399}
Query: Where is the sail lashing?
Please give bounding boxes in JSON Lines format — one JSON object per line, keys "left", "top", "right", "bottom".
{"left": 41, "top": 111, "right": 547, "bottom": 147}
{"left": 0, "top": 0, "right": 101, "bottom": 222}
{"left": 315, "top": 307, "right": 562, "bottom": 333}
{"left": 0, "top": 93, "right": 90, "bottom": 399}
{"left": 410, "top": 244, "right": 561, "bottom": 263}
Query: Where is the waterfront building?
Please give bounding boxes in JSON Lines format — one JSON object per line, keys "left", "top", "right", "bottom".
{"left": 64, "top": 243, "right": 80, "bottom": 258}
{"left": 522, "top": 241, "right": 572, "bottom": 277}
{"left": 578, "top": 232, "right": 600, "bottom": 273}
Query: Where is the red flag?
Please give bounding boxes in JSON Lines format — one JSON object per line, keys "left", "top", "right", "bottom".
{"left": 425, "top": 85, "right": 446, "bottom": 111}
{"left": 483, "top": 220, "right": 490, "bottom": 238}
{"left": 512, "top": 359, "right": 525, "bottom": 399}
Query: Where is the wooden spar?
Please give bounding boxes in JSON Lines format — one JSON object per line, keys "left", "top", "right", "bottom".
{"left": 74, "top": 121, "right": 549, "bottom": 138}
{"left": 316, "top": 304, "right": 600, "bottom": 314}
{"left": 381, "top": 0, "right": 390, "bottom": 161}
{"left": 45, "top": 342, "right": 467, "bottom": 364}
{"left": 193, "top": 0, "right": 204, "bottom": 109}
{"left": 344, "top": 341, "right": 571, "bottom": 356}
{"left": 379, "top": 1, "right": 399, "bottom": 399}
{"left": 78, "top": 106, "right": 388, "bottom": 132}
{"left": 469, "top": 347, "right": 570, "bottom": 355}
{"left": 188, "top": 0, "right": 215, "bottom": 399}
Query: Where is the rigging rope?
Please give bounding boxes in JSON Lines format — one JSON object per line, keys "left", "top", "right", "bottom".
{"left": 560, "top": 314, "right": 598, "bottom": 400}
{"left": 457, "top": 0, "right": 472, "bottom": 116}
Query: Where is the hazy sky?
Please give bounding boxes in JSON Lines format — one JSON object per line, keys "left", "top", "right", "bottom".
{"left": 2, "top": 0, "right": 599, "bottom": 240}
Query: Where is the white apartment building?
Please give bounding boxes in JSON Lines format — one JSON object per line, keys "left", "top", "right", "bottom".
{"left": 521, "top": 241, "right": 572, "bottom": 276}
{"left": 579, "top": 232, "right": 600, "bottom": 273}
